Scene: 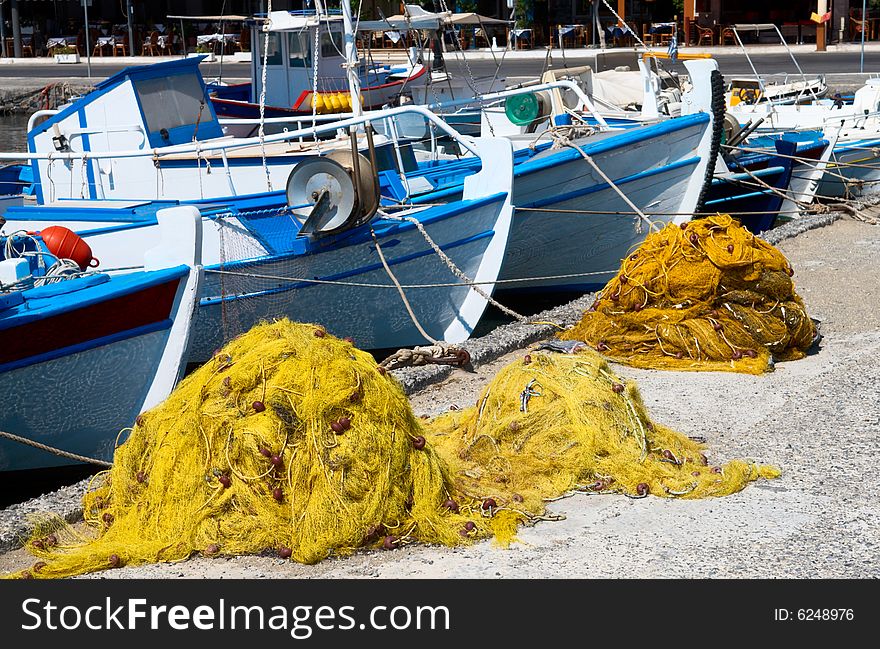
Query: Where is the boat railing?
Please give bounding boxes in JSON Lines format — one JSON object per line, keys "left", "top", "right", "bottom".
{"left": 27, "top": 110, "right": 60, "bottom": 133}
{"left": 213, "top": 81, "right": 612, "bottom": 132}
{"left": 0, "top": 104, "right": 481, "bottom": 162}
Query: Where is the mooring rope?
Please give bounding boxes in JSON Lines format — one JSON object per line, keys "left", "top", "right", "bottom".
{"left": 0, "top": 429, "right": 112, "bottom": 467}
{"left": 370, "top": 228, "right": 440, "bottom": 344}
{"left": 550, "top": 129, "right": 659, "bottom": 233}
{"left": 379, "top": 212, "right": 529, "bottom": 322}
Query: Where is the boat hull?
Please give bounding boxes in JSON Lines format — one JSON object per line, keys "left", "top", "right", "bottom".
{"left": 190, "top": 194, "right": 509, "bottom": 359}
{"left": 0, "top": 268, "right": 192, "bottom": 472}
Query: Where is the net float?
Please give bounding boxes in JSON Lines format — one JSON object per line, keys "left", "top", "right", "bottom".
{"left": 339, "top": 416, "right": 351, "bottom": 430}
{"left": 204, "top": 543, "right": 220, "bottom": 556}
{"left": 252, "top": 401, "right": 266, "bottom": 413}
{"left": 259, "top": 447, "right": 272, "bottom": 458}
{"left": 279, "top": 546, "right": 292, "bottom": 559}
{"left": 39, "top": 225, "right": 99, "bottom": 270}
{"left": 218, "top": 474, "right": 232, "bottom": 488}
{"left": 382, "top": 535, "right": 398, "bottom": 550}
{"left": 412, "top": 436, "right": 426, "bottom": 450}
{"left": 109, "top": 554, "right": 121, "bottom": 568}
{"left": 313, "top": 328, "right": 326, "bottom": 337}
{"left": 272, "top": 487, "right": 283, "bottom": 502}
{"left": 523, "top": 354, "right": 532, "bottom": 364}
{"left": 512, "top": 493, "right": 524, "bottom": 503}
{"left": 269, "top": 455, "right": 282, "bottom": 467}
{"left": 636, "top": 483, "right": 649, "bottom": 496}
{"left": 442, "top": 498, "right": 459, "bottom": 513}
{"left": 46, "top": 534, "right": 57, "bottom": 547}
{"left": 330, "top": 420, "right": 344, "bottom": 433}
{"left": 464, "top": 521, "right": 476, "bottom": 531}
{"left": 612, "top": 383, "right": 624, "bottom": 394}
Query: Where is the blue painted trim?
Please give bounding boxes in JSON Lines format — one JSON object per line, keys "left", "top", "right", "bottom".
{"left": 77, "top": 109, "right": 98, "bottom": 200}
{"left": 705, "top": 190, "right": 779, "bottom": 205}
{"left": 209, "top": 192, "right": 507, "bottom": 271}
{"left": 0, "top": 318, "right": 172, "bottom": 375}
{"left": 513, "top": 113, "right": 708, "bottom": 177}
{"left": 201, "top": 230, "right": 494, "bottom": 306}
{"left": 521, "top": 156, "right": 699, "bottom": 209}
{"left": 0, "top": 265, "right": 188, "bottom": 331}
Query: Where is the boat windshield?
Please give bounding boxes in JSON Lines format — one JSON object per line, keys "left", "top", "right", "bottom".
{"left": 134, "top": 73, "right": 216, "bottom": 137}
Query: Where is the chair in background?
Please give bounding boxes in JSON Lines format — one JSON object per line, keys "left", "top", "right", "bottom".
{"left": 850, "top": 17, "right": 868, "bottom": 42}
{"left": 238, "top": 28, "right": 250, "bottom": 52}
{"left": 720, "top": 25, "right": 736, "bottom": 45}
{"left": 161, "top": 32, "right": 176, "bottom": 55}
{"left": 141, "top": 30, "right": 159, "bottom": 56}
{"left": 694, "top": 23, "right": 715, "bottom": 46}
{"left": 113, "top": 33, "right": 129, "bottom": 56}
{"left": 641, "top": 23, "right": 656, "bottom": 47}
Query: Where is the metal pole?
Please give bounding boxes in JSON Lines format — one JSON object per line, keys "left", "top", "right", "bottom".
{"left": 127, "top": 2, "right": 135, "bottom": 56}
{"left": 733, "top": 27, "right": 766, "bottom": 95}
{"left": 1, "top": 1, "right": 7, "bottom": 58}
{"left": 11, "top": 0, "right": 21, "bottom": 58}
{"left": 861, "top": 0, "right": 867, "bottom": 73}
{"left": 338, "top": 0, "right": 363, "bottom": 117}
{"left": 83, "top": 0, "right": 91, "bottom": 79}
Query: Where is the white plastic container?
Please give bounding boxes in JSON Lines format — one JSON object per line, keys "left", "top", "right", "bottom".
{"left": 0, "top": 258, "right": 30, "bottom": 287}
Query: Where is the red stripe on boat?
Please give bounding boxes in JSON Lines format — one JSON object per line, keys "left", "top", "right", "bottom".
{"left": 0, "top": 279, "right": 180, "bottom": 365}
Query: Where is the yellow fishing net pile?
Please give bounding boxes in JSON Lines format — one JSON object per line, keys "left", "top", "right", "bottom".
{"left": 560, "top": 214, "right": 816, "bottom": 374}
{"left": 15, "top": 320, "right": 471, "bottom": 579}
{"left": 427, "top": 350, "right": 779, "bottom": 546}
{"left": 11, "top": 320, "right": 778, "bottom": 579}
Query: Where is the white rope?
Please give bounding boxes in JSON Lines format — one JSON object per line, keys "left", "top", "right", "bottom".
{"left": 204, "top": 266, "right": 619, "bottom": 289}
{"left": 549, "top": 128, "right": 659, "bottom": 233}
{"left": 371, "top": 228, "right": 440, "bottom": 344}
{"left": 379, "top": 212, "right": 528, "bottom": 321}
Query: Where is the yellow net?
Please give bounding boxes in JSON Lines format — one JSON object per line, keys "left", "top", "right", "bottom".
{"left": 13, "top": 320, "right": 470, "bottom": 579}
{"left": 9, "top": 320, "right": 778, "bottom": 579}
{"left": 560, "top": 214, "right": 816, "bottom": 374}
{"left": 427, "top": 350, "right": 779, "bottom": 547}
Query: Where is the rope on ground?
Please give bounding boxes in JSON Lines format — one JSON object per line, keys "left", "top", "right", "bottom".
{"left": 0, "top": 429, "right": 112, "bottom": 467}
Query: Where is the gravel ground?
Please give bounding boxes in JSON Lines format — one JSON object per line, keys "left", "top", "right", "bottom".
{"left": 2, "top": 217, "right": 878, "bottom": 578}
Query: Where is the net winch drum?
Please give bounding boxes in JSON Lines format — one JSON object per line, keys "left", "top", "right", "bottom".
{"left": 504, "top": 91, "right": 552, "bottom": 127}
{"left": 285, "top": 150, "right": 380, "bottom": 238}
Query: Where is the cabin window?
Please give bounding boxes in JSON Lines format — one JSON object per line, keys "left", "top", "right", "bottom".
{"left": 257, "top": 31, "right": 282, "bottom": 66}
{"left": 320, "top": 25, "right": 344, "bottom": 58}
{"left": 134, "top": 74, "right": 215, "bottom": 135}
{"left": 288, "top": 31, "right": 311, "bottom": 68}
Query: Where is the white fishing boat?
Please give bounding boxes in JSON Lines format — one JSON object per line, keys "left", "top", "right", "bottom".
{"left": 0, "top": 206, "right": 202, "bottom": 472}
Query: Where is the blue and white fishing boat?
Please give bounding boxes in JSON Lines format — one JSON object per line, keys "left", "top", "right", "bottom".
{"left": 3, "top": 122, "right": 517, "bottom": 359}
{"left": 0, "top": 206, "right": 202, "bottom": 472}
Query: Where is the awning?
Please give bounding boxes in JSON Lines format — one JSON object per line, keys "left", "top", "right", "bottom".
{"left": 357, "top": 8, "right": 509, "bottom": 32}
{"left": 449, "top": 13, "right": 510, "bottom": 26}
{"left": 263, "top": 11, "right": 343, "bottom": 32}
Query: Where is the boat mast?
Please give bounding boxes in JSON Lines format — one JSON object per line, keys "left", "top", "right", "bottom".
{"left": 338, "top": 0, "right": 363, "bottom": 117}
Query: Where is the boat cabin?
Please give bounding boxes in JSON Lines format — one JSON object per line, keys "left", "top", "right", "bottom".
{"left": 26, "top": 58, "right": 225, "bottom": 202}
{"left": 250, "top": 11, "right": 351, "bottom": 111}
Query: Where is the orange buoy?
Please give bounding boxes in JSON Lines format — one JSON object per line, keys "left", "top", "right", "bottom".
{"left": 39, "top": 225, "right": 98, "bottom": 270}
